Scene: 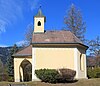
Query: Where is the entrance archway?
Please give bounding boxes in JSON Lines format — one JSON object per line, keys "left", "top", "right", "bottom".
{"left": 20, "top": 59, "right": 32, "bottom": 82}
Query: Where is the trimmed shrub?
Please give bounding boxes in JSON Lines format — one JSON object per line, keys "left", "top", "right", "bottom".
{"left": 8, "top": 76, "right": 14, "bottom": 82}
{"left": 96, "top": 73, "right": 100, "bottom": 78}
{"left": 87, "top": 67, "right": 100, "bottom": 78}
{"left": 35, "top": 69, "right": 58, "bottom": 83}
{"left": 35, "top": 68, "right": 76, "bottom": 83}
{"left": 58, "top": 68, "right": 76, "bottom": 82}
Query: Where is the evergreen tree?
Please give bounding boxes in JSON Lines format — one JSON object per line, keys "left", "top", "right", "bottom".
{"left": 64, "top": 4, "right": 86, "bottom": 42}
{"left": 7, "top": 44, "right": 18, "bottom": 76}
{"left": 0, "top": 58, "right": 3, "bottom": 81}
{"left": 0, "top": 58, "right": 3, "bottom": 74}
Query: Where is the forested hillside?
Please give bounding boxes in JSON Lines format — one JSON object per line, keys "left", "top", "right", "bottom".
{"left": 0, "top": 47, "right": 12, "bottom": 64}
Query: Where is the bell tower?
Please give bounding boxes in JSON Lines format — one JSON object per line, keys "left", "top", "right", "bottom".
{"left": 34, "top": 7, "right": 46, "bottom": 33}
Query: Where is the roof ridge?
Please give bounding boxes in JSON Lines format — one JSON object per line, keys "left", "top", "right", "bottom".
{"left": 46, "top": 30, "right": 69, "bottom": 32}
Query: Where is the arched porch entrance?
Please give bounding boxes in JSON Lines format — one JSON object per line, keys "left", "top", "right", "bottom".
{"left": 19, "top": 59, "right": 32, "bottom": 82}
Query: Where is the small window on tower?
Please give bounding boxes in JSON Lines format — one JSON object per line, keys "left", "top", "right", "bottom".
{"left": 38, "top": 21, "right": 41, "bottom": 26}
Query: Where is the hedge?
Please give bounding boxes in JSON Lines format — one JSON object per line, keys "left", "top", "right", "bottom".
{"left": 87, "top": 67, "right": 100, "bottom": 78}
{"left": 58, "top": 68, "right": 76, "bottom": 82}
{"left": 35, "top": 68, "right": 76, "bottom": 83}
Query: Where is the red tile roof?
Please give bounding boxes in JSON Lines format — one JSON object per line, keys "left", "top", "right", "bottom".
{"left": 32, "top": 30, "right": 83, "bottom": 44}
{"left": 13, "top": 45, "right": 32, "bottom": 57}
{"left": 13, "top": 30, "right": 88, "bottom": 57}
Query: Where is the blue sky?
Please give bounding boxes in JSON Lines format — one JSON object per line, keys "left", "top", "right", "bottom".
{"left": 0, "top": 0, "right": 100, "bottom": 47}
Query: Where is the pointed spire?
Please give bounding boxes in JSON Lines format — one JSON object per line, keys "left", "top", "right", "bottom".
{"left": 35, "top": 5, "right": 45, "bottom": 17}
{"left": 34, "top": 5, "right": 46, "bottom": 22}
{"left": 39, "top": 5, "right": 41, "bottom": 9}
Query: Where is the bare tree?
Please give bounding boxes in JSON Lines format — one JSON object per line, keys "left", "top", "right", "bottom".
{"left": 88, "top": 36, "right": 100, "bottom": 56}
{"left": 96, "top": 56, "right": 100, "bottom": 67}
{"left": 64, "top": 4, "right": 86, "bottom": 42}
{"left": 87, "top": 57, "right": 96, "bottom": 67}
{"left": 25, "top": 23, "right": 33, "bottom": 44}
{"left": 88, "top": 36, "right": 100, "bottom": 67}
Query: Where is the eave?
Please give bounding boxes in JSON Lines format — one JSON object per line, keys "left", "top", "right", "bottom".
{"left": 12, "top": 54, "right": 32, "bottom": 57}
{"left": 31, "top": 42, "right": 89, "bottom": 50}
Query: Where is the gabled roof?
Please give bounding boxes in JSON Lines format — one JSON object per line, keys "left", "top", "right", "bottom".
{"left": 13, "top": 30, "right": 88, "bottom": 57}
{"left": 13, "top": 45, "right": 32, "bottom": 57}
{"left": 32, "top": 30, "right": 83, "bottom": 44}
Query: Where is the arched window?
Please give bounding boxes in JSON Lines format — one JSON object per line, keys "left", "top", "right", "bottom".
{"left": 38, "top": 21, "right": 41, "bottom": 26}
{"left": 80, "top": 53, "right": 84, "bottom": 71}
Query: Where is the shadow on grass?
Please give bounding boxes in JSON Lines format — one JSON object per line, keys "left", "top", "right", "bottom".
{"left": 41, "top": 79, "right": 78, "bottom": 84}
{"left": 65, "top": 79, "right": 78, "bottom": 83}
{"left": 57, "top": 79, "right": 78, "bottom": 84}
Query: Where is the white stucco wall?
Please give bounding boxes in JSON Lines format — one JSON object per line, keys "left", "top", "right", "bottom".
{"left": 74, "top": 48, "right": 87, "bottom": 79}
{"left": 32, "top": 47, "right": 87, "bottom": 80}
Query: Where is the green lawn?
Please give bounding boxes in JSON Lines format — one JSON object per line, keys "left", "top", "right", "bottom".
{"left": 0, "top": 78, "right": 100, "bottom": 86}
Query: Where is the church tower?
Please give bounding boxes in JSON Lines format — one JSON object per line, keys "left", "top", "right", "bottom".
{"left": 34, "top": 7, "right": 46, "bottom": 33}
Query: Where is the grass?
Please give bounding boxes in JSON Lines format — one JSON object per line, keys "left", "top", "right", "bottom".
{"left": 0, "top": 78, "right": 100, "bottom": 86}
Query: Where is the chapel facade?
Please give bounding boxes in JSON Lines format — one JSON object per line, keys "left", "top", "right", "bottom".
{"left": 13, "top": 8, "right": 88, "bottom": 82}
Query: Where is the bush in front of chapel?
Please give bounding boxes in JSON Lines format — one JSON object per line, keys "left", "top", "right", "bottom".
{"left": 35, "top": 68, "right": 76, "bottom": 83}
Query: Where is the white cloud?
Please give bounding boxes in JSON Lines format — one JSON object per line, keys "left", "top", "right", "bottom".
{"left": 16, "top": 40, "right": 29, "bottom": 46}
{"left": 0, "top": 0, "right": 40, "bottom": 34}
{"left": 0, "top": 0, "right": 23, "bottom": 33}
{"left": 0, "top": 20, "right": 6, "bottom": 34}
